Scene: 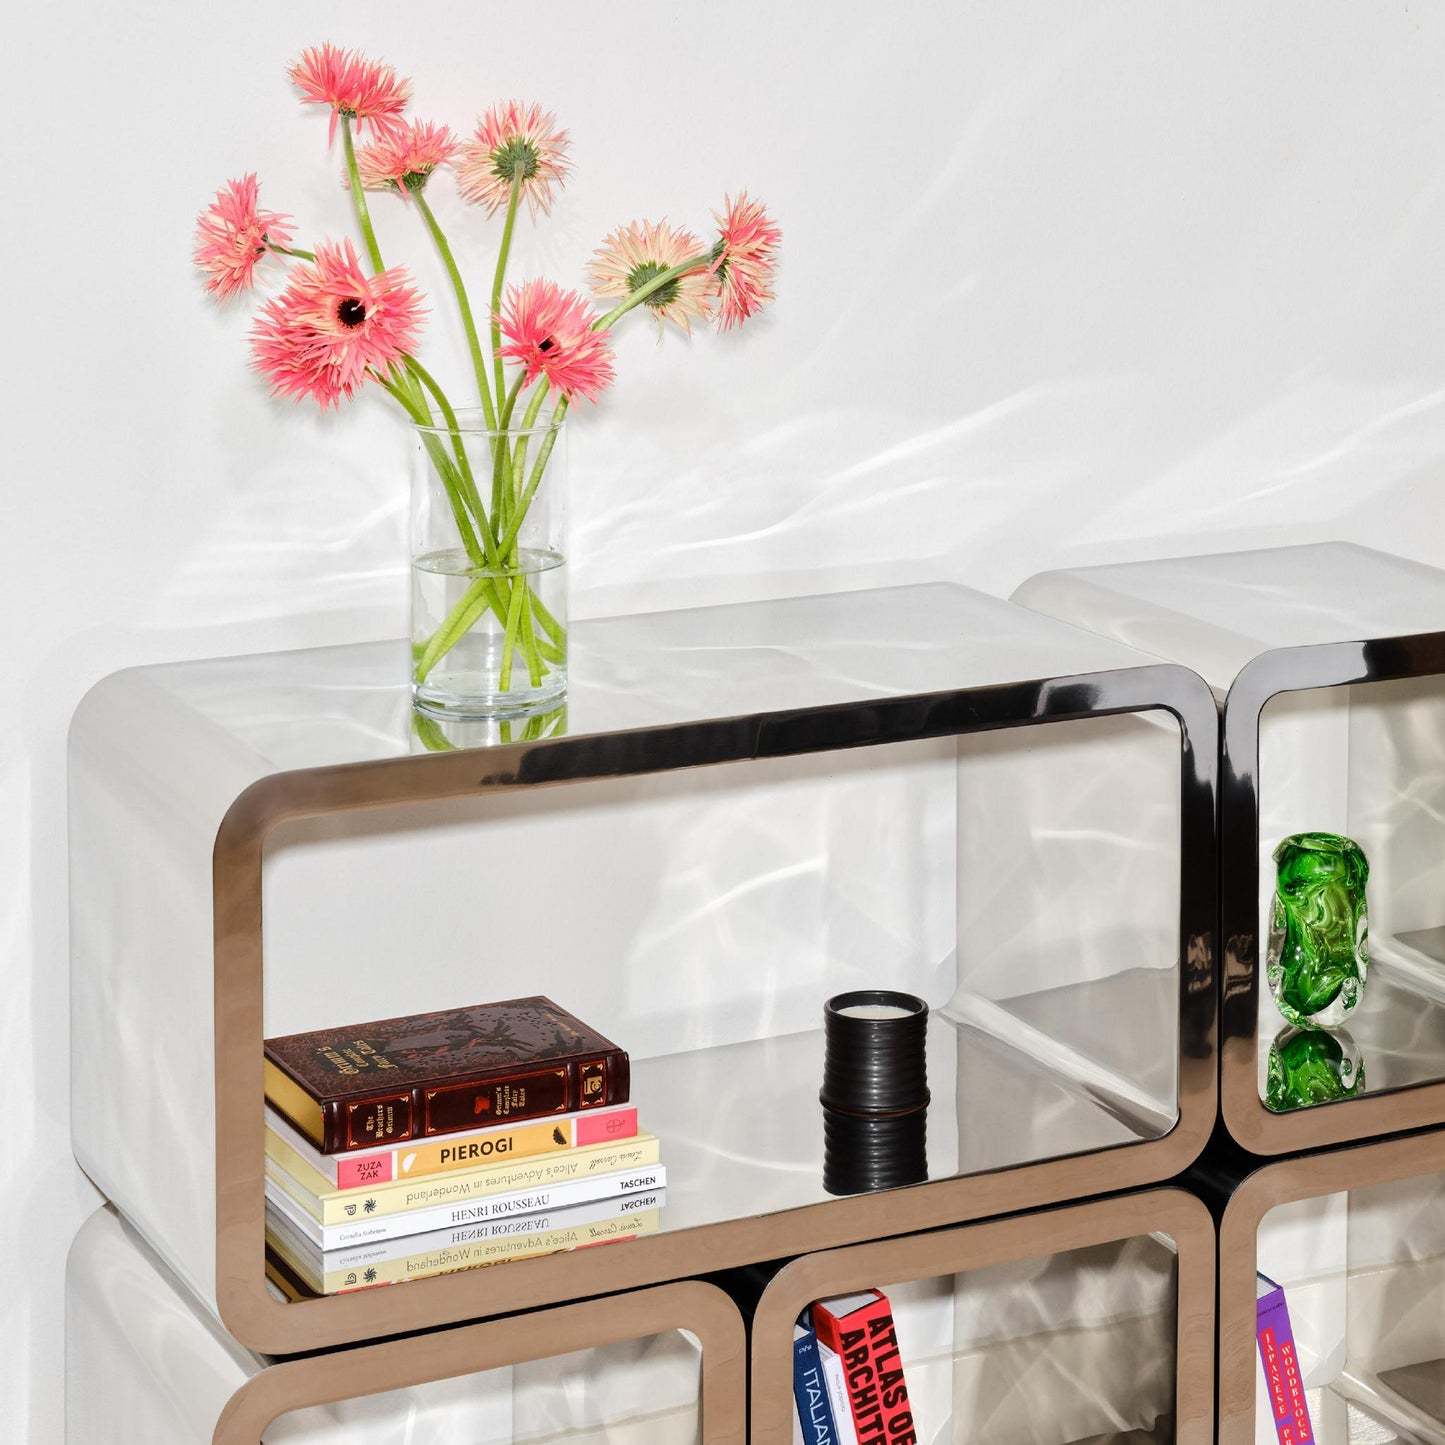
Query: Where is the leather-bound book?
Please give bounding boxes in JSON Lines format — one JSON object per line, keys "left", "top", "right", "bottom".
{"left": 264, "top": 996, "right": 630, "bottom": 1153}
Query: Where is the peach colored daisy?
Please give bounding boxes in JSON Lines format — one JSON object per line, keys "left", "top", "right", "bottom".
{"left": 498, "top": 279, "right": 614, "bottom": 403}
{"left": 455, "top": 101, "right": 570, "bottom": 218}
{"left": 709, "top": 192, "right": 781, "bottom": 330}
{"left": 587, "top": 220, "right": 713, "bottom": 336}
{"left": 193, "top": 175, "right": 294, "bottom": 300}
{"left": 356, "top": 119, "right": 460, "bottom": 196}
{"left": 250, "top": 239, "right": 424, "bottom": 410}
{"left": 288, "top": 43, "right": 411, "bottom": 144}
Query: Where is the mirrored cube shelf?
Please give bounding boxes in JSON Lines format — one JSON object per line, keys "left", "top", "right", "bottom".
{"left": 66, "top": 1205, "right": 745, "bottom": 1445}
{"left": 1015, "top": 544, "right": 1445, "bottom": 1153}
{"left": 1217, "top": 1129, "right": 1445, "bottom": 1444}
{"left": 68, "top": 583, "right": 1217, "bottom": 1353}
{"left": 751, "top": 1187, "right": 1213, "bottom": 1445}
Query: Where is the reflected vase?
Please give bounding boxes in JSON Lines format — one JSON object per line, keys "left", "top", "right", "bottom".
{"left": 410, "top": 410, "right": 568, "bottom": 718}
{"left": 1265, "top": 1026, "right": 1364, "bottom": 1112}
{"left": 1265, "top": 832, "right": 1369, "bottom": 1029}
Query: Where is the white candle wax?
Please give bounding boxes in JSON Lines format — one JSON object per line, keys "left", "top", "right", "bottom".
{"left": 837, "top": 1003, "right": 914, "bottom": 1020}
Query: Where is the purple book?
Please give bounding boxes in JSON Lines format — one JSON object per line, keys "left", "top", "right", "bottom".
{"left": 1256, "top": 1274, "right": 1315, "bottom": 1444}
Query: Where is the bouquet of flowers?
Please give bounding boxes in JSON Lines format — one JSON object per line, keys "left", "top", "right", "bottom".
{"left": 194, "top": 43, "right": 780, "bottom": 718}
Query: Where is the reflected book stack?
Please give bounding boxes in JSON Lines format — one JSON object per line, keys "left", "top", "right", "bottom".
{"left": 260, "top": 996, "right": 663, "bottom": 1297}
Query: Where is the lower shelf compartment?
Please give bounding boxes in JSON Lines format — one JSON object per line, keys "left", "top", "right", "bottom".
{"left": 1219, "top": 1128, "right": 1445, "bottom": 1445}
{"left": 66, "top": 1205, "right": 745, "bottom": 1445}
{"left": 750, "top": 1187, "right": 1213, "bottom": 1445}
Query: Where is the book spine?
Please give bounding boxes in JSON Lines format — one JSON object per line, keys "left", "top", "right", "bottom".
{"left": 794, "top": 1328, "right": 842, "bottom": 1445}
{"left": 322, "top": 1209, "right": 656, "bottom": 1292}
{"left": 279, "top": 1134, "right": 661, "bottom": 1226}
{"left": 308, "top": 1047, "right": 630, "bottom": 1153}
{"left": 814, "top": 1295, "right": 914, "bottom": 1445}
{"left": 316, "top": 1190, "right": 666, "bottom": 1273}
{"left": 269, "top": 1164, "right": 667, "bottom": 1249}
{"left": 1257, "top": 1283, "right": 1315, "bottom": 1445}
{"left": 817, "top": 1344, "right": 859, "bottom": 1445}
{"left": 266, "top": 1104, "right": 639, "bottom": 1189}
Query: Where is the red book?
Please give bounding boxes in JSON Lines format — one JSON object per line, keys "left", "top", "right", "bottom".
{"left": 812, "top": 1290, "right": 916, "bottom": 1445}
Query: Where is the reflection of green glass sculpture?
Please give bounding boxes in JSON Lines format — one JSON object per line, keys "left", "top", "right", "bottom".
{"left": 1265, "top": 1027, "right": 1365, "bottom": 1111}
{"left": 1266, "top": 832, "right": 1369, "bottom": 1028}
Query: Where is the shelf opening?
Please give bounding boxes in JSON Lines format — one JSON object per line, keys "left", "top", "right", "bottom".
{"left": 1256, "top": 1167, "right": 1445, "bottom": 1442}
{"left": 1257, "top": 679, "right": 1445, "bottom": 1109}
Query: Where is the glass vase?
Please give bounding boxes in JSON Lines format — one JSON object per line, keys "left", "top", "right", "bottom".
{"left": 1265, "top": 831, "right": 1369, "bottom": 1029}
{"left": 409, "top": 410, "right": 568, "bottom": 718}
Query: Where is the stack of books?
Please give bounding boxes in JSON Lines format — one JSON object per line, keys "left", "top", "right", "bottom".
{"left": 794, "top": 1289, "right": 914, "bottom": 1445}
{"left": 261, "top": 996, "right": 664, "bottom": 1298}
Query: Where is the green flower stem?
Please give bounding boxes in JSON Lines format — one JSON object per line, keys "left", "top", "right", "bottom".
{"left": 507, "top": 381, "right": 553, "bottom": 538}
{"left": 378, "top": 371, "right": 519, "bottom": 685}
{"left": 341, "top": 118, "right": 385, "bottom": 274}
{"left": 376, "top": 373, "right": 484, "bottom": 568}
{"left": 594, "top": 251, "right": 713, "bottom": 331}
{"left": 266, "top": 242, "right": 316, "bottom": 261}
{"left": 490, "top": 178, "right": 523, "bottom": 415}
{"left": 497, "top": 393, "right": 567, "bottom": 559}
{"left": 492, "top": 372, "right": 528, "bottom": 533}
{"left": 498, "top": 563, "right": 528, "bottom": 691}
{"left": 499, "top": 372, "right": 527, "bottom": 429}
{"left": 518, "top": 586, "right": 544, "bottom": 687}
{"left": 413, "top": 189, "right": 497, "bottom": 428}
{"left": 403, "top": 358, "right": 500, "bottom": 565}
{"left": 412, "top": 713, "right": 457, "bottom": 751}
{"left": 415, "top": 578, "right": 498, "bottom": 683}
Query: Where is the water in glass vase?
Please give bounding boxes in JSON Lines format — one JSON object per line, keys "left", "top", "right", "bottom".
{"left": 411, "top": 546, "right": 568, "bottom": 718}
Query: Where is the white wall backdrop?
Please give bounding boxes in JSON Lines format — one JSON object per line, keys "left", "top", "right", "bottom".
{"left": 6, "top": 1, "right": 1445, "bottom": 1438}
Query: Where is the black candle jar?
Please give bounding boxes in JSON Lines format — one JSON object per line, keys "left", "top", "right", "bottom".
{"left": 820, "top": 990, "right": 929, "bottom": 1195}
{"left": 820, "top": 990, "right": 930, "bottom": 1117}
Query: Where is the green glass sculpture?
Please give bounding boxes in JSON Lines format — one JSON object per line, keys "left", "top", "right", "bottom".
{"left": 1265, "top": 1026, "right": 1365, "bottom": 1111}
{"left": 1266, "top": 831, "right": 1369, "bottom": 1029}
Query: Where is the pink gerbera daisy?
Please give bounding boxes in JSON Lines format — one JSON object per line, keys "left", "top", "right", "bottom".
{"left": 288, "top": 43, "right": 411, "bottom": 143}
{"left": 249, "top": 239, "right": 425, "bottom": 410}
{"left": 193, "top": 175, "right": 294, "bottom": 300}
{"left": 586, "top": 220, "right": 713, "bottom": 337}
{"left": 355, "top": 119, "right": 460, "bottom": 196}
{"left": 455, "top": 101, "right": 570, "bottom": 218}
{"left": 498, "top": 279, "right": 614, "bottom": 403}
{"left": 709, "top": 192, "right": 782, "bottom": 330}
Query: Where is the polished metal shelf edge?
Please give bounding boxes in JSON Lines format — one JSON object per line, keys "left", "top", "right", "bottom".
{"left": 1221, "top": 632, "right": 1445, "bottom": 1153}
{"left": 1216, "top": 1128, "right": 1445, "bottom": 1445}
{"left": 749, "top": 1188, "right": 1214, "bottom": 1445}
{"left": 214, "top": 1280, "right": 745, "bottom": 1445}
{"left": 214, "top": 664, "right": 1218, "bottom": 1353}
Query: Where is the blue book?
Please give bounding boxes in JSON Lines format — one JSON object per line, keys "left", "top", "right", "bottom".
{"left": 793, "top": 1323, "right": 840, "bottom": 1445}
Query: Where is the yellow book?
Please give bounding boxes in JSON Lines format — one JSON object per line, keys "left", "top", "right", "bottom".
{"left": 264, "top": 1102, "right": 640, "bottom": 1189}
{"left": 267, "top": 1129, "right": 661, "bottom": 1226}
{"left": 268, "top": 1209, "right": 661, "bottom": 1294}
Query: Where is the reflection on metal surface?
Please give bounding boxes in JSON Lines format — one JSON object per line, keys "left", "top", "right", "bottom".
{"left": 821, "top": 1106, "right": 928, "bottom": 1196}
{"left": 68, "top": 581, "right": 1218, "bottom": 1353}
{"left": 1395, "top": 925, "right": 1445, "bottom": 969}
{"left": 1216, "top": 1130, "right": 1445, "bottom": 1445}
{"left": 67, "top": 1206, "right": 746, "bottom": 1445}
{"left": 750, "top": 1190, "right": 1214, "bottom": 1445}
{"left": 1377, "top": 1360, "right": 1445, "bottom": 1428}
{"left": 1264, "top": 1026, "right": 1364, "bottom": 1112}
{"left": 1013, "top": 544, "right": 1445, "bottom": 1151}
{"left": 1225, "top": 637, "right": 1445, "bottom": 1150}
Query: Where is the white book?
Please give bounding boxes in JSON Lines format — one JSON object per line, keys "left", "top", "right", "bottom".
{"left": 265, "top": 1162, "right": 666, "bottom": 1248}
{"left": 817, "top": 1342, "right": 859, "bottom": 1445}
{"left": 267, "top": 1188, "right": 668, "bottom": 1275}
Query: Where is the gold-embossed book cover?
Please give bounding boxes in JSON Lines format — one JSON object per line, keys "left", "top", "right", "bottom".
{"left": 264, "top": 996, "right": 629, "bottom": 1152}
